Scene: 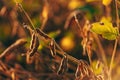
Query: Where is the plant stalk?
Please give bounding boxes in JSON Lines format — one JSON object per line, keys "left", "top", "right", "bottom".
{"left": 109, "top": 0, "right": 119, "bottom": 80}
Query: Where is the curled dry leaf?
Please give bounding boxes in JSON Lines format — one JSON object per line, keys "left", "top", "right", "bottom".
{"left": 49, "top": 40, "right": 56, "bottom": 57}
{"left": 57, "top": 55, "right": 68, "bottom": 75}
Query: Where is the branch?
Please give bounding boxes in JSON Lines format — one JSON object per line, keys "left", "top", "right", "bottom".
{"left": 0, "top": 38, "right": 27, "bottom": 59}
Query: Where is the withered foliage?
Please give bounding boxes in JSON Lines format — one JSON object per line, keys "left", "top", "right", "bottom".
{"left": 0, "top": 0, "right": 116, "bottom": 80}
{"left": 75, "top": 60, "right": 104, "bottom": 80}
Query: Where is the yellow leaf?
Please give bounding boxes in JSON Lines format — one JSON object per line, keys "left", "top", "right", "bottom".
{"left": 102, "top": 0, "right": 112, "bottom": 6}
{"left": 91, "top": 17, "right": 119, "bottom": 40}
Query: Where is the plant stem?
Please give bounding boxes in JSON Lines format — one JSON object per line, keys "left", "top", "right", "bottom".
{"left": 56, "top": 50, "right": 80, "bottom": 65}
{"left": 109, "top": 0, "right": 119, "bottom": 80}
{"left": 17, "top": 3, "right": 35, "bottom": 30}
{"left": 54, "top": 40, "right": 80, "bottom": 64}
{"left": 93, "top": 34, "right": 107, "bottom": 66}
{"left": 17, "top": 3, "right": 81, "bottom": 66}
{"left": 0, "top": 39, "right": 27, "bottom": 59}
{"left": 115, "top": 0, "right": 119, "bottom": 30}
{"left": 109, "top": 39, "right": 118, "bottom": 80}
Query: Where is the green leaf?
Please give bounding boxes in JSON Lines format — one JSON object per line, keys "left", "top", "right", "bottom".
{"left": 102, "top": 31, "right": 118, "bottom": 40}
{"left": 91, "top": 18, "right": 119, "bottom": 40}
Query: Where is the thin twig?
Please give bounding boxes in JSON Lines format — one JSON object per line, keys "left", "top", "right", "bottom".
{"left": 0, "top": 38, "right": 27, "bottom": 59}
{"left": 109, "top": 0, "right": 119, "bottom": 80}
{"left": 109, "top": 39, "right": 118, "bottom": 80}
{"left": 17, "top": 3, "right": 35, "bottom": 30}
{"left": 54, "top": 40, "right": 81, "bottom": 64}
{"left": 115, "top": 0, "right": 120, "bottom": 30}
{"left": 56, "top": 50, "right": 80, "bottom": 64}
{"left": 74, "top": 13, "right": 82, "bottom": 31}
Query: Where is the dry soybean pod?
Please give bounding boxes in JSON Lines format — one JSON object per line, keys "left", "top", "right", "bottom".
{"left": 57, "top": 54, "right": 68, "bottom": 75}
{"left": 49, "top": 40, "right": 56, "bottom": 57}
{"left": 29, "top": 32, "right": 39, "bottom": 57}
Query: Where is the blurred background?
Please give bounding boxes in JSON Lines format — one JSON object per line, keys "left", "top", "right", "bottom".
{"left": 0, "top": 0, "right": 120, "bottom": 80}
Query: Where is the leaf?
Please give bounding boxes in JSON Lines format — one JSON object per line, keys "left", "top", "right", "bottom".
{"left": 91, "top": 19, "right": 113, "bottom": 34}
{"left": 102, "top": 32, "right": 118, "bottom": 40}
{"left": 91, "top": 18, "right": 119, "bottom": 40}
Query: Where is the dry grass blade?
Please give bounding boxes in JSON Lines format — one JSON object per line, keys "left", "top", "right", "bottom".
{"left": 57, "top": 55, "right": 68, "bottom": 75}
{"left": 0, "top": 38, "right": 27, "bottom": 59}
